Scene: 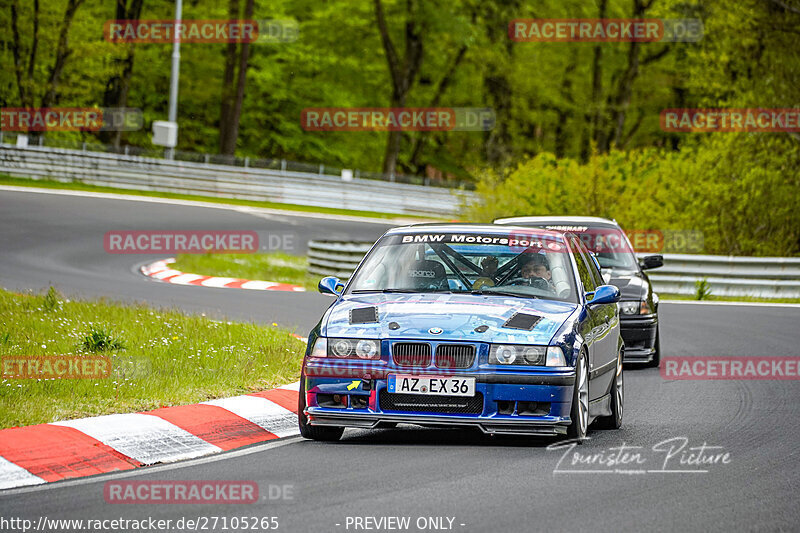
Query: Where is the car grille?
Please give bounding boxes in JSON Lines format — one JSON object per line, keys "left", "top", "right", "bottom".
{"left": 435, "top": 344, "right": 476, "bottom": 369}
{"left": 392, "top": 342, "right": 431, "bottom": 367}
{"left": 380, "top": 392, "right": 484, "bottom": 414}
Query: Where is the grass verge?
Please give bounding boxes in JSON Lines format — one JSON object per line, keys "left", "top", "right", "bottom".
{"left": 659, "top": 293, "right": 800, "bottom": 304}
{"left": 0, "top": 174, "right": 436, "bottom": 221}
{"left": 0, "top": 287, "right": 305, "bottom": 429}
{"left": 170, "top": 252, "right": 321, "bottom": 291}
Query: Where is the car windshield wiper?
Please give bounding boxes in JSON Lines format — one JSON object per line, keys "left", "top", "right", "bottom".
{"left": 471, "top": 288, "right": 538, "bottom": 299}
{"left": 351, "top": 289, "right": 451, "bottom": 294}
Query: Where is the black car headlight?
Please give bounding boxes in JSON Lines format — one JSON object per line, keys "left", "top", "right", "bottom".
{"left": 489, "top": 345, "right": 566, "bottom": 366}
{"left": 310, "top": 337, "right": 380, "bottom": 360}
{"left": 619, "top": 300, "right": 652, "bottom": 315}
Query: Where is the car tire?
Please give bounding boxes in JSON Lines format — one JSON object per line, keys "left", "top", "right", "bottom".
{"left": 298, "top": 375, "right": 344, "bottom": 442}
{"left": 596, "top": 347, "right": 623, "bottom": 429}
{"left": 566, "top": 351, "right": 589, "bottom": 442}
{"left": 646, "top": 327, "right": 661, "bottom": 368}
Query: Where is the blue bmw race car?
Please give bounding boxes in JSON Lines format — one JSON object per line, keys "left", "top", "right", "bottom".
{"left": 298, "top": 224, "right": 624, "bottom": 441}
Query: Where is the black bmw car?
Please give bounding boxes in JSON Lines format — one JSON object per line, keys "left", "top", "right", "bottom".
{"left": 495, "top": 216, "right": 663, "bottom": 366}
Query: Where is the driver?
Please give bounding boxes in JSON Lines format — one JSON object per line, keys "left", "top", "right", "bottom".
{"left": 519, "top": 253, "right": 556, "bottom": 291}
{"left": 480, "top": 256, "right": 498, "bottom": 277}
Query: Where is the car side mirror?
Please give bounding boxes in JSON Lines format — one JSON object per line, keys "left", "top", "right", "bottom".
{"left": 318, "top": 276, "right": 344, "bottom": 296}
{"left": 586, "top": 284, "right": 620, "bottom": 306}
{"left": 640, "top": 254, "right": 664, "bottom": 270}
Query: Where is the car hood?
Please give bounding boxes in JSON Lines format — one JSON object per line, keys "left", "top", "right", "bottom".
{"left": 604, "top": 269, "right": 648, "bottom": 300}
{"left": 323, "top": 293, "right": 578, "bottom": 345}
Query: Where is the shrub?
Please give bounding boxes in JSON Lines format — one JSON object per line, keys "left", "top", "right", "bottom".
{"left": 80, "top": 327, "right": 126, "bottom": 352}
{"left": 462, "top": 135, "right": 800, "bottom": 257}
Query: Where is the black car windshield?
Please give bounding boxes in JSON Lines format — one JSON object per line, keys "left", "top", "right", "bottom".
{"left": 541, "top": 225, "right": 638, "bottom": 270}
{"left": 347, "top": 232, "right": 579, "bottom": 303}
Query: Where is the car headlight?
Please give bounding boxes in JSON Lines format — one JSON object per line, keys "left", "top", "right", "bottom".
{"left": 310, "top": 337, "right": 381, "bottom": 360}
{"left": 490, "top": 344, "right": 547, "bottom": 366}
{"left": 619, "top": 300, "right": 652, "bottom": 315}
{"left": 331, "top": 338, "right": 354, "bottom": 357}
{"left": 355, "top": 339, "right": 379, "bottom": 359}
{"left": 310, "top": 337, "right": 328, "bottom": 357}
{"left": 545, "top": 346, "right": 567, "bottom": 366}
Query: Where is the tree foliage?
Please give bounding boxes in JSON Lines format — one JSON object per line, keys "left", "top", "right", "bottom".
{"left": 0, "top": 0, "right": 798, "bottom": 254}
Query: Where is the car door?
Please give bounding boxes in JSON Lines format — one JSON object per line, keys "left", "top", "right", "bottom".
{"left": 570, "top": 237, "right": 615, "bottom": 400}
{"left": 583, "top": 247, "right": 619, "bottom": 390}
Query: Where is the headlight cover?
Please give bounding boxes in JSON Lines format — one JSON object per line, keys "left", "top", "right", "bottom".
{"left": 489, "top": 344, "right": 550, "bottom": 366}
{"left": 545, "top": 346, "right": 567, "bottom": 366}
{"left": 311, "top": 337, "right": 381, "bottom": 360}
{"left": 619, "top": 300, "right": 652, "bottom": 315}
{"left": 310, "top": 337, "right": 327, "bottom": 357}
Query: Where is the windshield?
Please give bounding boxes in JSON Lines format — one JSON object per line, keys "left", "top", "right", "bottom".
{"left": 347, "top": 232, "right": 578, "bottom": 302}
{"left": 539, "top": 225, "right": 638, "bottom": 270}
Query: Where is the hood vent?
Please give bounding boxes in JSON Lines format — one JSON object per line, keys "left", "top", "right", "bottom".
{"left": 503, "top": 313, "right": 542, "bottom": 330}
{"left": 349, "top": 306, "right": 378, "bottom": 324}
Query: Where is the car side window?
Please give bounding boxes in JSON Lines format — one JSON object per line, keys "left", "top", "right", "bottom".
{"left": 586, "top": 252, "right": 604, "bottom": 288}
{"left": 570, "top": 236, "right": 597, "bottom": 292}
{"left": 574, "top": 236, "right": 604, "bottom": 288}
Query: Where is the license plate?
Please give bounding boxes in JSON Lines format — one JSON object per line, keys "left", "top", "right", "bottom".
{"left": 387, "top": 374, "right": 475, "bottom": 397}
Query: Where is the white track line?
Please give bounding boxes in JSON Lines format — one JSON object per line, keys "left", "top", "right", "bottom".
{"left": 167, "top": 273, "right": 206, "bottom": 285}
{"left": 203, "top": 396, "right": 298, "bottom": 438}
{"left": 150, "top": 269, "right": 182, "bottom": 280}
{"left": 661, "top": 300, "right": 800, "bottom": 308}
{"left": 0, "top": 437, "right": 302, "bottom": 496}
{"left": 240, "top": 280, "right": 280, "bottom": 290}
{"left": 52, "top": 414, "right": 222, "bottom": 465}
{"left": 0, "top": 456, "right": 46, "bottom": 490}
{"left": 200, "top": 277, "right": 239, "bottom": 288}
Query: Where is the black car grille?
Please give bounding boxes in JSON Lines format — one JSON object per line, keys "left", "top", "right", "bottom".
{"left": 435, "top": 344, "right": 476, "bottom": 369}
{"left": 392, "top": 342, "right": 431, "bottom": 367}
{"left": 380, "top": 392, "right": 484, "bottom": 414}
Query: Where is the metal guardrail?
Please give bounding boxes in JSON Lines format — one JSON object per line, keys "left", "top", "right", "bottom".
{"left": 307, "top": 241, "right": 800, "bottom": 299}
{"left": 646, "top": 254, "right": 800, "bottom": 299}
{"left": 0, "top": 131, "right": 475, "bottom": 190}
{"left": 308, "top": 241, "right": 373, "bottom": 279}
{"left": 0, "top": 144, "right": 474, "bottom": 217}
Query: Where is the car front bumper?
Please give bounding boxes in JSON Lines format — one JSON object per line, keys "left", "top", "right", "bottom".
{"left": 620, "top": 315, "right": 658, "bottom": 363}
{"left": 303, "top": 361, "right": 576, "bottom": 436}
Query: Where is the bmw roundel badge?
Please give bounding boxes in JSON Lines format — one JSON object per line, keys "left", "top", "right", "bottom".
{"left": 429, "top": 327, "right": 443, "bottom": 335}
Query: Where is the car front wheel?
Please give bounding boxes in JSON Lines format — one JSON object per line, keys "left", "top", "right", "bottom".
{"left": 566, "top": 351, "right": 589, "bottom": 442}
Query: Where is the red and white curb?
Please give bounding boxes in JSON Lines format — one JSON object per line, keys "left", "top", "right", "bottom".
{"left": 0, "top": 383, "right": 300, "bottom": 490}
{"left": 141, "top": 259, "right": 306, "bottom": 292}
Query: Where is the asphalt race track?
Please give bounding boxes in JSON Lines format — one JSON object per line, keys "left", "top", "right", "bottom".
{"left": 1, "top": 188, "right": 799, "bottom": 532}
{"left": 0, "top": 188, "right": 392, "bottom": 332}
